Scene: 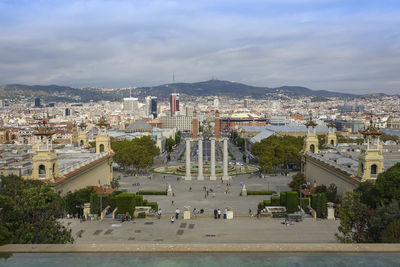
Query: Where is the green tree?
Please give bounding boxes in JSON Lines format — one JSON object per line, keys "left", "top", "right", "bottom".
{"left": 316, "top": 185, "right": 327, "bottom": 193}
{"left": 288, "top": 172, "right": 306, "bottom": 192}
{"left": 368, "top": 200, "right": 400, "bottom": 242}
{"left": 175, "top": 131, "right": 182, "bottom": 144}
{"left": 375, "top": 162, "right": 400, "bottom": 205}
{"left": 380, "top": 220, "right": 400, "bottom": 243}
{"left": 63, "top": 187, "right": 94, "bottom": 216}
{"left": 165, "top": 137, "right": 176, "bottom": 153}
{"left": 356, "top": 182, "right": 380, "bottom": 209}
{"left": 336, "top": 191, "right": 370, "bottom": 243}
{"left": 251, "top": 135, "right": 303, "bottom": 172}
{"left": 0, "top": 175, "right": 73, "bottom": 245}
{"left": 326, "top": 184, "right": 338, "bottom": 203}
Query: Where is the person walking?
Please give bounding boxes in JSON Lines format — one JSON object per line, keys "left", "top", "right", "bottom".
{"left": 157, "top": 208, "right": 162, "bottom": 219}
{"left": 170, "top": 216, "right": 175, "bottom": 223}
{"left": 224, "top": 208, "right": 227, "bottom": 219}
{"left": 217, "top": 209, "right": 221, "bottom": 219}
{"left": 175, "top": 208, "right": 180, "bottom": 219}
{"left": 214, "top": 209, "right": 218, "bottom": 219}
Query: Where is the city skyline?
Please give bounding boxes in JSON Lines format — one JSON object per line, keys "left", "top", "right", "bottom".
{"left": 0, "top": 0, "right": 399, "bottom": 94}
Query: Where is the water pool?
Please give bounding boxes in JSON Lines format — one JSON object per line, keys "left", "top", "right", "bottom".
{"left": 1, "top": 253, "right": 399, "bottom": 267}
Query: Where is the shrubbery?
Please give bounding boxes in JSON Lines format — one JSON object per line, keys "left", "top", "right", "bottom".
{"left": 280, "top": 192, "right": 287, "bottom": 206}
{"left": 285, "top": 191, "right": 298, "bottom": 213}
{"left": 116, "top": 193, "right": 136, "bottom": 216}
{"left": 271, "top": 196, "right": 280, "bottom": 206}
{"left": 247, "top": 190, "right": 277, "bottom": 195}
{"left": 136, "top": 190, "right": 167, "bottom": 195}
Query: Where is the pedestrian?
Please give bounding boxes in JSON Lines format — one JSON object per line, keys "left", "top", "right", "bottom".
{"left": 193, "top": 208, "right": 198, "bottom": 218}
{"left": 170, "top": 216, "right": 175, "bottom": 223}
{"left": 249, "top": 209, "right": 252, "bottom": 216}
{"left": 189, "top": 186, "right": 192, "bottom": 192}
{"left": 206, "top": 190, "right": 209, "bottom": 196}
{"left": 217, "top": 209, "right": 221, "bottom": 219}
{"left": 205, "top": 193, "right": 207, "bottom": 199}
{"left": 175, "top": 208, "right": 180, "bottom": 219}
{"left": 214, "top": 209, "right": 218, "bottom": 219}
{"left": 157, "top": 208, "right": 162, "bottom": 219}
{"left": 224, "top": 208, "right": 227, "bottom": 219}
{"left": 212, "top": 192, "right": 216, "bottom": 198}
{"left": 172, "top": 200, "right": 174, "bottom": 205}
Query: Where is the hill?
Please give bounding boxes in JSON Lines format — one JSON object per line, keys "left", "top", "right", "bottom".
{"left": 1, "top": 80, "right": 388, "bottom": 102}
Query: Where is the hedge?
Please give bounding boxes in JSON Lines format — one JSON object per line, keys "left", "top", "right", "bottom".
{"left": 247, "top": 190, "right": 277, "bottom": 195}
{"left": 116, "top": 193, "right": 136, "bottom": 216}
{"left": 286, "top": 191, "right": 298, "bottom": 213}
{"left": 311, "top": 193, "right": 327, "bottom": 218}
{"left": 316, "top": 193, "right": 327, "bottom": 218}
{"left": 301, "top": 197, "right": 309, "bottom": 211}
{"left": 258, "top": 202, "right": 264, "bottom": 210}
{"left": 311, "top": 193, "right": 318, "bottom": 210}
{"left": 271, "top": 196, "right": 280, "bottom": 206}
{"left": 90, "top": 192, "right": 117, "bottom": 215}
{"left": 147, "top": 202, "right": 158, "bottom": 211}
{"left": 280, "top": 192, "right": 287, "bottom": 206}
{"left": 136, "top": 190, "right": 167, "bottom": 195}
{"left": 135, "top": 195, "right": 144, "bottom": 206}
{"left": 137, "top": 212, "right": 146, "bottom": 218}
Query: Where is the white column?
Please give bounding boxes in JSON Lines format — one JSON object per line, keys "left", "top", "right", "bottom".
{"left": 210, "top": 137, "right": 216, "bottom": 180}
{"left": 197, "top": 138, "right": 204, "bottom": 180}
{"left": 185, "top": 138, "right": 191, "bottom": 180}
{"left": 222, "top": 137, "right": 230, "bottom": 180}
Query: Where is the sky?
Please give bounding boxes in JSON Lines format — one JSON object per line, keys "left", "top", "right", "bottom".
{"left": 0, "top": 0, "right": 399, "bottom": 94}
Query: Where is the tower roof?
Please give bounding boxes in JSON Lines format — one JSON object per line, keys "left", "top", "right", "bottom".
{"left": 34, "top": 120, "right": 54, "bottom": 136}
{"left": 97, "top": 117, "right": 109, "bottom": 129}
{"left": 360, "top": 124, "right": 382, "bottom": 136}
{"left": 305, "top": 120, "right": 317, "bottom": 128}
{"left": 327, "top": 123, "right": 336, "bottom": 128}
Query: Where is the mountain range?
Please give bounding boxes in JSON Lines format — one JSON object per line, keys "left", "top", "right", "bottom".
{"left": 0, "top": 80, "right": 392, "bottom": 103}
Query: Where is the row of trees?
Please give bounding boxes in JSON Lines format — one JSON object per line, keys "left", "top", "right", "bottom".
{"left": 112, "top": 136, "right": 160, "bottom": 172}
{"left": 337, "top": 162, "right": 400, "bottom": 243}
{"left": 251, "top": 135, "right": 304, "bottom": 173}
{"left": 0, "top": 175, "right": 73, "bottom": 245}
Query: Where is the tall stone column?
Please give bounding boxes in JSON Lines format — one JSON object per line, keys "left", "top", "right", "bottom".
{"left": 222, "top": 137, "right": 230, "bottom": 181}
{"left": 185, "top": 138, "right": 191, "bottom": 180}
{"left": 197, "top": 138, "right": 204, "bottom": 180}
{"left": 210, "top": 137, "right": 216, "bottom": 180}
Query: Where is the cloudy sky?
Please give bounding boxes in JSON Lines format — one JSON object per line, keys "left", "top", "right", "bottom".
{"left": 0, "top": 0, "right": 399, "bottom": 94}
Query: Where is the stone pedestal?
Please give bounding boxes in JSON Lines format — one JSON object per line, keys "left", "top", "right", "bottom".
{"left": 241, "top": 184, "right": 247, "bottom": 196}
{"left": 183, "top": 206, "right": 191, "bottom": 220}
{"left": 222, "top": 138, "right": 230, "bottom": 180}
{"left": 226, "top": 208, "right": 233, "bottom": 219}
{"left": 167, "top": 184, "right": 173, "bottom": 196}
{"left": 210, "top": 138, "right": 217, "bottom": 180}
{"left": 185, "top": 138, "right": 191, "bottom": 180}
{"left": 327, "top": 202, "right": 335, "bottom": 220}
{"left": 197, "top": 138, "right": 204, "bottom": 180}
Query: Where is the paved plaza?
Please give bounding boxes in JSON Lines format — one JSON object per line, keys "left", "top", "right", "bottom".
{"left": 64, "top": 217, "right": 340, "bottom": 244}
{"left": 63, "top": 171, "right": 341, "bottom": 244}
{"left": 116, "top": 171, "right": 293, "bottom": 216}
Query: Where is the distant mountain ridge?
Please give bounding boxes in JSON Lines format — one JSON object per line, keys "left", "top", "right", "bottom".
{"left": 0, "top": 80, "right": 393, "bottom": 103}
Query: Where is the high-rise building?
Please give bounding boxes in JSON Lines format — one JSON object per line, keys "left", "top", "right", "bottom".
{"left": 145, "top": 96, "right": 152, "bottom": 117}
{"left": 170, "top": 93, "right": 180, "bottom": 116}
{"left": 244, "top": 99, "right": 249, "bottom": 108}
{"left": 123, "top": 97, "right": 139, "bottom": 113}
{"left": 34, "top": 97, "right": 41, "bottom": 108}
{"left": 213, "top": 97, "right": 219, "bottom": 108}
{"left": 0, "top": 99, "right": 4, "bottom": 108}
{"left": 151, "top": 97, "right": 157, "bottom": 118}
